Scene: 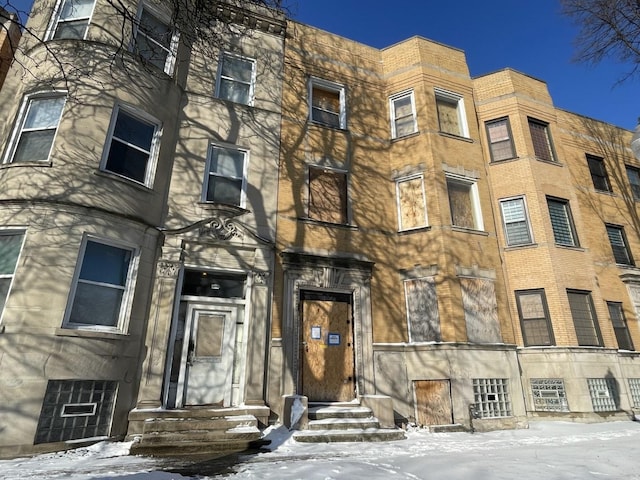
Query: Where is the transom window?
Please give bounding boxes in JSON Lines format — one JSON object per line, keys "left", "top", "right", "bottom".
{"left": 203, "top": 144, "right": 247, "bottom": 207}
{"left": 500, "top": 196, "right": 533, "bottom": 246}
{"left": 606, "top": 224, "right": 633, "bottom": 266}
{"left": 102, "top": 105, "right": 160, "bottom": 185}
{"left": 132, "top": 6, "right": 178, "bottom": 75}
{"left": 567, "top": 290, "right": 602, "bottom": 347}
{"left": 396, "top": 175, "right": 428, "bottom": 231}
{"left": 308, "top": 166, "right": 348, "bottom": 224}
{"left": 5, "top": 94, "right": 66, "bottom": 163}
{"left": 216, "top": 52, "right": 256, "bottom": 106}
{"left": 48, "top": 0, "right": 96, "bottom": 40}
{"left": 309, "top": 78, "right": 346, "bottom": 129}
{"left": 446, "top": 175, "right": 483, "bottom": 230}
{"left": 547, "top": 197, "right": 579, "bottom": 247}
{"left": 390, "top": 91, "right": 417, "bottom": 139}
{"left": 528, "top": 118, "right": 556, "bottom": 162}
{"left": 587, "top": 154, "right": 612, "bottom": 192}
{"left": 515, "top": 289, "right": 555, "bottom": 346}
{"left": 607, "top": 301, "right": 634, "bottom": 350}
{"left": 485, "top": 117, "right": 516, "bottom": 162}
{"left": 0, "top": 231, "right": 25, "bottom": 319}
{"left": 65, "top": 238, "right": 137, "bottom": 330}
{"left": 626, "top": 165, "right": 640, "bottom": 201}
{"left": 435, "top": 88, "right": 468, "bottom": 138}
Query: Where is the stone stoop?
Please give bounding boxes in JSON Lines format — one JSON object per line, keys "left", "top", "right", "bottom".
{"left": 293, "top": 404, "right": 406, "bottom": 443}
{"left": 128, "top": 406, "right": 269, "bottom": 456}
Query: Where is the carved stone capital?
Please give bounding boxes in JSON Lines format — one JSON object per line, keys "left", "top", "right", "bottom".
{"left": 157, "top": 261, "right": 181, "bottom": 278}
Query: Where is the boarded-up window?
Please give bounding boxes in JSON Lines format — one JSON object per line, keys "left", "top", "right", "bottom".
{"left": 486, "top": 118, "right": 515, "bottom": 161}
{"left": 405, "top": 277, "right": 440, "bottom": 342}
{"left": 447, "top": 178, "right": 479, "bottom": 229}
{"left": 308, "top": 167, "right": 348, "bottom": 224}
{"left": 461, "top": 277, "right": 501, "bottom": 343}
{"left": 397, "top": 176, "right": 427, "bottom": 230}
{"left": 626, "top": 284, "right": 640, "bottom": 322}
{"left": 436, "top": 96, "right": 460, "bottom": 136}
{"left": 567, "top": 290, "right": 602, "bottom": 347}
{"left": 515, "top": 289, "right": 554, "bottom": 346}
{"left": 528, "top": 118, "right": 556, "bottom": 162}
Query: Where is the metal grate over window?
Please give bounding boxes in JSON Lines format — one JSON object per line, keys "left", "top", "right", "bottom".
{"left": 628, "top": 379, "right": 640, "bottom": 408}
{"left": 587, "top": 378, "right": 618, "bottom": 412}
{"left": 473, "top": 378, "right": 511, "bottom": 418}
{"left": 531, "top": 378, "right": 569, "bottom": 412}
{"left": 35, "top": 380, "right": 117, "bottom": 444}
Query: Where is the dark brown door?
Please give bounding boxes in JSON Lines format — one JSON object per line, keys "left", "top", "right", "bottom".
{"left": 301, "top": 299, "right": 354, "bottom": 401}
{"left": 414, "top": 379, "right": 453, "bottom": 426}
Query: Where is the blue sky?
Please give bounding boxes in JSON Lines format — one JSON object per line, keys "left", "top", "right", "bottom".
{"left": 8, "top": 0, "right": 638, "bottom": 130}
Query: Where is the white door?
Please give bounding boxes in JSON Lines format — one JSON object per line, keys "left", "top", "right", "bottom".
{"left": 177, "top": 304, "right": 237, "bottom": 407}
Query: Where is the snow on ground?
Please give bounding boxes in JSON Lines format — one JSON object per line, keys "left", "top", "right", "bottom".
{"left": 1, "top": 420, "right": 640, "bottom": 479}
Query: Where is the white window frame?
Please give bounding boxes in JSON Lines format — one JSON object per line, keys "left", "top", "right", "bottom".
{"left": 499, "top": 196, "right": 534, "bottom": 246}
{"left": 0, "top": 229, "right": 26, "bottom": 324}
{"left": 3, "top": 92, "right": 67, "bottom": 164}
{"left": 389, "top": 90, "right": 417, "bottom": 139}
{"left": 132, "top": 4, "right": 179, "bottom": 75}
{"left": 445, "top": 173, "right": 484, "bottom": 231}
{"left": 308, "top": 77, "right": 347, "bottom": 129}
{"left": 46, "top": 0, "right": 97, "bottom": 41}
{"left": 215, "top": 52, "right": 257, "bottom": 106}
{"left": 63, "top": 235, "right": 139, "bottom": 333}
{"left": 434, "top": 87, "right": 469, "bottom": 138}
{"left": 100, "top": 103, "right": 161, "bottom": 187}
{"left": 395, "top": 174, "right": 428, "bottom": 231}
{"left": 202, "top": 143, "right": 249, "bottom": 208}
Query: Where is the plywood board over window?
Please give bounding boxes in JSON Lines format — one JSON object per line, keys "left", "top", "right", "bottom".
{"left": 397, "top": 176, "right": 427, "bottom": 230}
{"left": 405, "top": 277, "right": 440, "bottom": 342}
{"left": 460, "top": 277, "right": 501, "bottom": 343}
{"left": 308, "top": 167, "right": 348, "bottom": 224}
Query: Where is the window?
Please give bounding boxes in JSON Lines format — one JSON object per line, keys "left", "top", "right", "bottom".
{"left": 65, "top": 238, "right": 137, "bottom": 330}
{"left": 203, "top": 144, "right": 247, "bottom": 206}
{"left": 48, "top": 0, "right": 95, "bottom": 39}
{"left": 390, "top": 91, "right": 417, "bottom": 138}
{"left": 35, "top": 380, "right": 117, "bottom": 444}
{"left": 472, "top": 378, "right": 511, "bottom": 418}
{"left": 606, "top": 224, "right": 633, "bottom": 266}
{"left": 530, "top": 379, "right": 569, "bottom": 412}
{"left": 102, "top": 105, "right": 160, "bottom": 185}
{"left": 132, "top": 6, "right": 178, "bottom": 75}
{"left": 587, "top": 378, "right": 618, "bottom": 412}
{"left": 500, "top": 197, "right": 533, "bottom": 246}
{"left": 515, "top": 289, "right": 555, "bottom": 346}
{"left": 528, "top": 118, "right": 556, "bottom": 162}
{"left": 309, "top": 78, "right": 346, "bottom": 129}
{"left": 586, "top": 154, "right": 612, "bottom": 192}
{"left": 460, "top": 277, "right": 501, "bottom": 343}
{"left": 5, "top": 94, "right": 66, "bottom": 163}
{"left": 308, "top": 166, "right": 348, "bottom": 224}
{"left": 446, "top": 176, "right": 483, "bottom": 230}
{"left": 629, "top": 379, "right": 640, "bottom": 408}
{"left": 404, "top": 277, "right": 440, "bottom": 342}
{"left": 607, "top": 302, "right": 634, "bottom": 351}
{"left": 546, "top": 197, "right": 579, "bottom": 247}
{"left": 485, "top": 117, "right": 516, "bottom": 162}
{"left": 626, "top": 165, "right": 640, "bottom": 201}
{"left": 435, "top": 88, "right": 468, "bottom": 137}
{"left": 216, "top": 52, "right": 256, "bottom": 106}
{"left": 396, "top": 175, "right": 427, "bottom": 231}
{"left": 0, "top": 231, "right": 25, "bottom": 318}
{"left": 567, "top": 290, "right": 602, "bottom": 347}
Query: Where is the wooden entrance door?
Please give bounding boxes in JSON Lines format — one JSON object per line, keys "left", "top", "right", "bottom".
{"left": 414, "top": 379, "right": 453, "bottom": 426}
{"left": 301, "top": 298, "right": 354, "bottom": 402}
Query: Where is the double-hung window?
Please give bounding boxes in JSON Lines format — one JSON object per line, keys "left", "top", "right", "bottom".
{"left": 101, "top": 105, "right": 160, "bottom": 185}
{"left": 308, "top": 166, "right": 348, "bottom": 224}
{"left": 396, "top": 175, "right": 428, "bottom": 231}
{"left": 606, "top": 224, "right": 634, "bottom": 266}
{"left": 446, "top": 175, "right": 483, "bottom": 230}
{"left": 567, "top": 290, "right": 603, "bottom": 347}
{"left": 547, "top": 197, "right": 579, "bottom": 247}
{"left": 202, "top": 144, "right": 248, "bottom": 207}
{"left": 528, "top": 118, "right": 556, "bottom": 162}
{"left": 390, "top": 91, "right": 417, "bottom": 139}
{"left": 607, "top": 302, "right": 634, "bottom": 351}
{"left": 48, "top": 0, "right": 96, "bottom": 39}
{"left": 485, "top": 117, "right": 516, "bottom": 161}
{"left": 132, "top": 6, "right": 178, "bottom": 75}
{"left": 587, "top": 154, "right": 612, "bottom": 193}
{"left": 500, "top": 197, "right": 533, "bottom": 246}
{"left": 216, "top": 53, "right": 256, "bottom": 106}
{"left": 5, "top": 94, "right": 66, "bottom": 163}
{"left": 515, "top": 289, "right": 554, "bottom": 346}
{"left": 309, "top": 78, "right": 346, "bottom": 129}
{"left": 0, "top": 231, "right": 25, "bottom": 318}
{"left": 65, "top": 237, "right": 137, "bottom": 330}
{"left": 435, "top": 88, "right": 468, "bottom": 138}
{"left": 626, "top": 166, "right": 640, "bottom": 201}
